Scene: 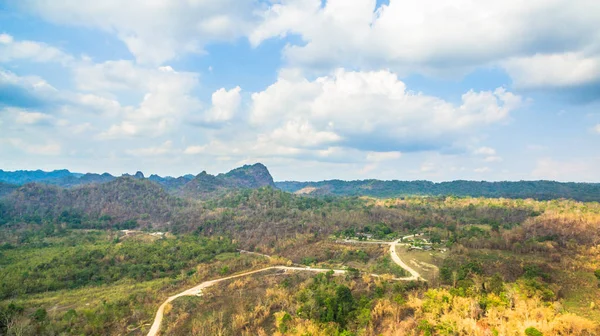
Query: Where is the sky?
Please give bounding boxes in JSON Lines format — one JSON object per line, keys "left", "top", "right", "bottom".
{"left": 0, "top": 0, "right": 599, "bottom": 182}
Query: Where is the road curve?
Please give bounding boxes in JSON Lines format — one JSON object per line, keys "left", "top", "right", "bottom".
{"left": 339, "top": 234, "right": 423, "bottom": 281}
{"left": 147, "top": 236, "right": 423, "bottom": 336}
{"left": 389, "top": 238, "right": 421, "bottom": 280}
{"left": 148, "top": 266, "right": 349, "bottom": 336}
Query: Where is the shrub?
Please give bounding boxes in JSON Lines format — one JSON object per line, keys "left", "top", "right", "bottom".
{"left": 525, "top": 327, "right": 543, "bottom": 336}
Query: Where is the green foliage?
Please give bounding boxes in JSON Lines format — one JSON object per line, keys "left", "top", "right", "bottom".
{"left": 297, "top": 274, "right": 357, "bottom": 328}
{"left": 31, "top": 308, "right": 47, "bottom": 322}
{"left": 594, "top": 269, "right": 600, "bottom": 281}
{"left": 488, "top": 274, "right": 504, "bottom": 295}
{"left": 525, "top": 326, "right": 544, "bottom": 336}
{"left": 278, "top": 312, "right": 292, "bottom": 333}
{"left": 276, "top": 180, "right": 600, "bottom": 202}
{"left": 523, "top": 264, "right": 551, "bottom": 282}
{"left": 0, "top": 232, "right": 236, "bottom": 299}
{"left": 418, "top": 319, "right": 435, "bottom": 336}
{"left": 301, "top": 257, "right": 318, "bottom": 265}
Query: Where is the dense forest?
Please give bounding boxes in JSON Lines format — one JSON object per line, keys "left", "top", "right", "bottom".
{"left": 277, "top": 179, "right": 600, "bottom": 202}
{"left": 1, "top": 165, "right": 600, "bottom": 335}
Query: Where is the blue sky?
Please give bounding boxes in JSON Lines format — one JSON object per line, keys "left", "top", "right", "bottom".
{"left": 1, "top": 0, "right": 599, "bottom": 182}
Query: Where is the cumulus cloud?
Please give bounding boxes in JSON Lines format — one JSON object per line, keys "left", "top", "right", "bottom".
{"left": 0, "top": 69, "right": 61, "bottom": 110}
{"left": 258, "top": 120, "right": 342, "bottom": 148}
{"left": 251, "top": 0, "right": 600, "bottom": 71}
{"left": 202, "top": 87, "right": 242, "bottom": 124}
{"left": 83, "top": 62, "right": 203, "bottom": 138}
{"left": 13, "top": 110, "right": 54, "bottom": 125}
{"left": 504, "top": 53, "right": 600, "bottom": 89}
{"left": 18, "top": 0, "right": 259, "bottom": 65}
{"left": 250, "top": 69, "right": 521, "bottom": 153}
{"left": 248, "top": 0, "right": 600, "bottom": 101}
{"left": 474, "top": 146, "right": 502, "bottom": 163}
{"left": 0, "top": 33, "right": 72, "bottom": 64}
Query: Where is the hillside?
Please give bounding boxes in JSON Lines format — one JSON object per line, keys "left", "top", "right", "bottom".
{"left": 0, "top": 169, "right": 79, "bottom": 185}
{"left": 1, "top": 177, "right": 187, "bottom": 229}
{"left": 276, "top": 179, "right": 600, "bottom": 202}
{"left": 180, "top": 163, "right": 275, "bottom": 198}
{"left": 0, "top": 164, "right": 275, "bottom": 199}
{"left": 1, "top": 189, "right": 599, "bottom": 335}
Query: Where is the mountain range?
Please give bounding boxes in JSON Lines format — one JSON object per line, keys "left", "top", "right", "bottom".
{"left": 1, "top": 164, "right": 600, "bottom": 201}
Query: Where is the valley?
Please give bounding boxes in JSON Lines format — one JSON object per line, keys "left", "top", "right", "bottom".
{"left": 1, "top": 165, "right": 599, "bottom": 335}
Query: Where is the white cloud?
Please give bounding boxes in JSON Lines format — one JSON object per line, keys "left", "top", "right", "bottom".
{"left": 250, "top": 69, "right": 521, "bottom": 153}
{"left": 13, "top": 110, "right": 54, "bottom": 125}
{"left": 0, "top": 33, "right": 72, "bottom": 64}
{"left": 20, "top": 0, "right": 259, "bottom": 65}
{"left": 0, "top": 34, "right": 13, "bottom": 44}
{"left": 259, "top": 120, "right": 342, "bottom": 148}
{"left": 504, "top": 52, "right": 600, "bottom": 89}
{"left": 126, "top": 140, "right": 174, "bottom": 157}
{"left": 4, "top": 138, "right": 61, "bottom": 155}
{"left": 0, "top": 69, "right": 59, "bottom": 99}
{"left": 251, "top": 0, "right": 600, "bottom": 76}
{"left": 474, "top": 167, "right": 490, "bottom": 173}
{"left": 183, "top": 145, "right": 207, "bottom": 155}
{"left": 474, "top": 146, "right": 502, "bottom": 163}
{"left": 203, "top": 87, "right": 242, "bottom": 124}
{"left": 594, "top": 124, "right": 600, "bottom": 134}
{"left": 82, "top": 62, "right": 203, "bottom": 138}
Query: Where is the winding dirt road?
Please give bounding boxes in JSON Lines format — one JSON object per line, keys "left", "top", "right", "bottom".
{"left": 147, "top": 266, "right": 348, "bottom": 336}
{"left": 147, "top": 236, "right": 423, "bottom": 336}
{"left": 340, "top": 234, "right": 423, "bottom": 281}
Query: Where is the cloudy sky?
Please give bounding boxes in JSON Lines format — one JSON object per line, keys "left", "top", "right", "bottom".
{"left": 1, "top": 0, "right": 599, "bottom": 182}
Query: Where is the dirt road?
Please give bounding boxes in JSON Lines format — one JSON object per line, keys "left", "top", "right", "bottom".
{"left": 339, "top": 234, "right": 423, "bottom": 281}
{"left": 147, "top": 266, "right": 349, "bottom": 336}
{"left": 147, "top": 236, "right": 423, "bottom": 335}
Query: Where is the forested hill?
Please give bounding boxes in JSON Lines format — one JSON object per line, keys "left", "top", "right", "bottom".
{"left": 0, "top": 169, "right": 80, "bottom": 185}
{"left": 180, "top": 163, "right": 275, "bottom": 198}
{"left": 276, "top": 179, "right": 600, "bottom": 202}
{"left": 3, "top": 165, "right": 600, "bottom": 201}
{"left": 0, "top": 164, "right": 275, "bottom": 197}
{"left": 0, "top": 177, "right": 187, "bottom": 228}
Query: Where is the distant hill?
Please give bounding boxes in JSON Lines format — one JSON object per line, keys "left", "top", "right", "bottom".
{"left": 180, "top": 163, "right": 275, "bottom": 198}
{"left": 0, "top": 164, "right": 276, "bottom": 229}
{"left": 0, "top": 169, "right": 80, "bottom": 185}
{"left": 276, "top": 180, "right": 600, "bottom": 202}
{"left": 0, "top": 164, "right": 275, "bottom": 199}
{"left": 3, "top": 166, "right": 600, "bottom": 202}
{"left": 2, "top": 177, "right": 187, "bottom": 227}
{"left": 148, "top": 174, "right": 194, "bottom": 192}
